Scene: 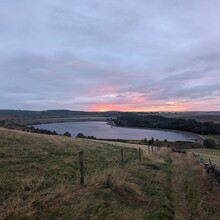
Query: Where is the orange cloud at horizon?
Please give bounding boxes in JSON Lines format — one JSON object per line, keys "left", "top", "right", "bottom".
{"left": 89, "top": 103, "right": 188, "bottom": 112}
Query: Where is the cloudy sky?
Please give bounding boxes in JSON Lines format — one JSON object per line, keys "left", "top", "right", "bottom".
{"left": 1, "top": 0, "right": 220, "bottom": 111}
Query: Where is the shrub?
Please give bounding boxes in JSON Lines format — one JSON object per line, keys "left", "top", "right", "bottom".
{"left": 87, "top": 136, "right": 96, "bottom": 139}
{"left": 63, "top": 131, "right": 71, "bottom": 137}
{"left": 203, "top": 139, "right": 216, "bottom": 148}
{"left": 76, "top": 133, "right": 86, "bottom": 138}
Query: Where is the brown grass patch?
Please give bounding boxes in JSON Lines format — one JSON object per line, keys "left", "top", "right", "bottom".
{"left": 171, "top": 151, "right": 220, "bottom": 220}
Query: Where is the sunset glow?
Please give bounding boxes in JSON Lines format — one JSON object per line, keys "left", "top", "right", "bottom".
{"left": 89, "top": 103, "right": 188, "bottom": 112}
{"left": 0, "top": 1, "right": 220, "bottom": 111}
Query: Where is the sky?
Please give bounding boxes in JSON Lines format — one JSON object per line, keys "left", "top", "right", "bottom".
{"left": 0, "top": 0, "right": 220, "bottom": 112}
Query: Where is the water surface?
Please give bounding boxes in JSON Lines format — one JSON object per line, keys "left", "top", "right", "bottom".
{"left": 34, "top": 121, "right": 199, "bottom": 142}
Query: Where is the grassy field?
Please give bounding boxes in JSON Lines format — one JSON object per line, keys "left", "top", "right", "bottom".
{"left": 1, "top": 128, "right": 220, "bottom": 219}
{"left": 185, "top": 148, "right": 220, "bottom": 167}
{"left": 183, "top": 134, "right": 220, "bottom": 166}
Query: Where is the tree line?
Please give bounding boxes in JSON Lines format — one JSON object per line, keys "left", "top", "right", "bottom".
{"left": 113, "top": 113, "right": 220, "bottom": 135}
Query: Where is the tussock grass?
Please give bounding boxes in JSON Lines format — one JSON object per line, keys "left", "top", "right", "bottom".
{"left": 0, "top": 128, "right": 220, "bottom": 219}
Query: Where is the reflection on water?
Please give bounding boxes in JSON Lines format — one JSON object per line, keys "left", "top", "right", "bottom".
{"left": 34, "top": 121, "right": 198, "bottom": 142}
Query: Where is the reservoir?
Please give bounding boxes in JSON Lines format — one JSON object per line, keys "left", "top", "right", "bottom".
{"left": 34, "top": 121, "right": 199, "bottom": 142}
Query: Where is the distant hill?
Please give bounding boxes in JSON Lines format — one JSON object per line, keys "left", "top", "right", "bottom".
{"left": 0, "top": 109, "right": 120, "bottom": 119}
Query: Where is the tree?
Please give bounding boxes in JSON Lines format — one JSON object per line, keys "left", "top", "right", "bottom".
{"left": 63, "top": 131, "right": 71, "bottom": 137}
{"left": 76, "top": 133, "right": 86, "bottom": 138}
{"left": 203, "top": 139, "right": 216, "bottom": 148}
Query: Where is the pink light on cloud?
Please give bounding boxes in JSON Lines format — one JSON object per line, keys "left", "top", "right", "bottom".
{"left": 88, "top": 91, "right": 189, "bottom": 112}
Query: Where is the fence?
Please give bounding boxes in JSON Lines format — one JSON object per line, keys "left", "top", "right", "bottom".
{"left": 78, "top": 145, "right": 159, "bottom": 186}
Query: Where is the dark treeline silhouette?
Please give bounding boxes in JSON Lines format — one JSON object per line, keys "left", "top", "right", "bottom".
{"left": 29, "top": 126, "right": 58, "bottom": 135}
{"left": 76, "top": 133, "right": 97, "bottom": 139}
{"left": 114, "top": 113, "right": 220, "bottom": 135}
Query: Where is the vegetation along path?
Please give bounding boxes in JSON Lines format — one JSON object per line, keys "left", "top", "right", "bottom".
{"left": 0, "top": 128, "right": 220, "bottom": 219}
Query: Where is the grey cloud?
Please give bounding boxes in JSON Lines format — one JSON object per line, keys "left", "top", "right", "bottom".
{"left": 165, "top": 66, "right": 220, "bottom": 81}
{"left": 1, "top": 0, "right": 220, "bottom": 110}
{"left": 0, "top": 52, "right": 136, "bottom": 109}
{"left": 193, "top": 53, "right": 220, "bottom": 63}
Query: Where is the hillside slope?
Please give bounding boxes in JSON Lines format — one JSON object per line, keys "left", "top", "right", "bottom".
{"left": 0, "top": 128, "right": 220, "bottom": 219}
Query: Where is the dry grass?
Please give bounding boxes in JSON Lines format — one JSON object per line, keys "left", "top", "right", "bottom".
{"left": 1, "top": 128, "right": 220, "bottom": 219}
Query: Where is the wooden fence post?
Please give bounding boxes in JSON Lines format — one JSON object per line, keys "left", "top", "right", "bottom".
{"left": 121, "top": 149, "right": 124, "bottom": 167}
{"left": 79, "top": 151, "right": 84, "bottom": 186}
{"left": 139, "top": 148, "right": 141, "bottom": 162}
{"left": 209, "top": 158, "right": 212, "bottom": 165}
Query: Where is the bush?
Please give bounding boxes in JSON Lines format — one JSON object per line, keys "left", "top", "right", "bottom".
{"left": 203, "top": 139, "right": 216, "bottom": 148}
{"left": 76, "top": 133, "right": 86, "bottom": 138}
{"left": 87, "top": 136, "right": 96, "bottom": 139}
{"left": 63, "top": 131, "right": 71, "bottom": 137}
